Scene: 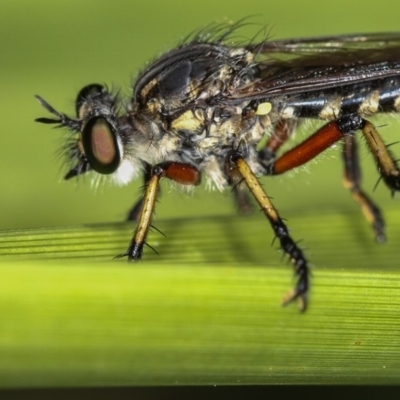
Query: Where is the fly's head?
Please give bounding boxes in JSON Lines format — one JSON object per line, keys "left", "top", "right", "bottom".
{"left": 35, "top": 84, "right": 143, "bottom": 186}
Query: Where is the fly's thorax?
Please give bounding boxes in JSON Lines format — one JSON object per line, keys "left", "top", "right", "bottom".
{"left": 126, "top": 40, "right": 266, "bottom": 172}
{"left": 168, "top": 100, "right": 271, "bottom": 162}
{"left": 135, "top": 55, "right": 234, "bottom": 116}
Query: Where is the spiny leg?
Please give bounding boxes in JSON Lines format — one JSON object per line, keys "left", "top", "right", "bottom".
{"left": 126, "top": 171, "right": 159, "bottom": 260}
{"left": 248, "top": 115, "right": 398, "bottom": 309}
{"left": 246, "top": 115, "right": 374, "bottom": 310}
{"left": 119, "top": 161, "right": 201, "bottom": 260}
{"left": 127, "top": 163, "right": 154, "bottom": 222}
{"left": 342, "top": 135, "right": 385, "bottom": 242}
{"left": 361, "top": 120, "right": 400, "bottom": 194}
{"left": 228, "top": 150, "right": 309, "bottom": 312}
{"left": 231, "top": 120, "right": 299, "bottom": 215}
{"left": 264, "top": 116, "right": 396, "bottom": 240}
{"left": 268, "top": 116, "right": 362, "bottom": 175}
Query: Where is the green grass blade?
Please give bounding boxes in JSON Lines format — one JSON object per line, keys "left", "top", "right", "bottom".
{"left": 0, "top": 210, "right": 400, "bottom": 386}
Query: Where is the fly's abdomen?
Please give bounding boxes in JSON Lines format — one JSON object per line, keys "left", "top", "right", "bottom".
{"left": 278, "top": 77, "right": 400, "bottom": 121}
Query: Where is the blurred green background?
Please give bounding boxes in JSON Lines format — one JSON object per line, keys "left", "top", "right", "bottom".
{"left": 2, "top": 0, "right": 400, "bottom": 231}
{"left": 1, "top": 0, "right": 400, "bottom": 388}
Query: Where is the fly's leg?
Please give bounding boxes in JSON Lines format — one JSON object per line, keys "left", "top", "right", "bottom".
{"left": 126, "top": 163, "right": 154, "bottom": 222}
{"left": 248, "top": 115, "right": 370, "bottom": 310}
{"left": 342, "top": 135, "right": 385, "bottom": 242}
{"left": 231, "top": 120, "right": 299, "bottom": 215}
{"left": 268, "top": 115, "right": 400, "bottom": 192}
{"left": 262, "top": 116, "right": 400, "bottom": 236}
{"left": 258, "top": 119, "right": 299, "bottom": 167}
{"left": 118, "top": 162, "right": 201, "bottom": 260}
{"left": 231, "top": 183, "right": 254, "bottom": 215}
{"left": 251, "top": 115, "right": 400, "bottom": 308}
{"left": 361, "top": 120, "right": 400, "bottom": 194}
{"left": 228, "top": 162, "right": 254, "bottom": 215}
{"left": 268, "top": 116, "right": 362, "bottom": 175}
{"left": 227, "top": 150, "right": 309, "bottom": 312}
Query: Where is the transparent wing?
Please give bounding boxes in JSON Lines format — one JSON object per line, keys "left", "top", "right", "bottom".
{"left": 247, "top": 32, "right": 400, "bottom": 54}
{"left": 227, "top": 32, "right": 400, "bottom": 101}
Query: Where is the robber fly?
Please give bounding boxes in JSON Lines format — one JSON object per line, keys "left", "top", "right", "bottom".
{"left": 35, "top": 22, "right": 400, "bottom": 311}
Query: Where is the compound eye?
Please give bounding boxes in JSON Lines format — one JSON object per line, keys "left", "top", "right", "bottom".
{"left": 81, "top": 116, "right": 121, "bottom": 174}
{"left": 75, "top": 84, "right": 106, "bottom": 118}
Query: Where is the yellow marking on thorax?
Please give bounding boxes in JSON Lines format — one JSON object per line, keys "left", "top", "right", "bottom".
{"left": 255, "top": 102, "right": 272, "bottom": 116}
{"left": 171, "top": 110, "right": 203, "bottom": 131}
